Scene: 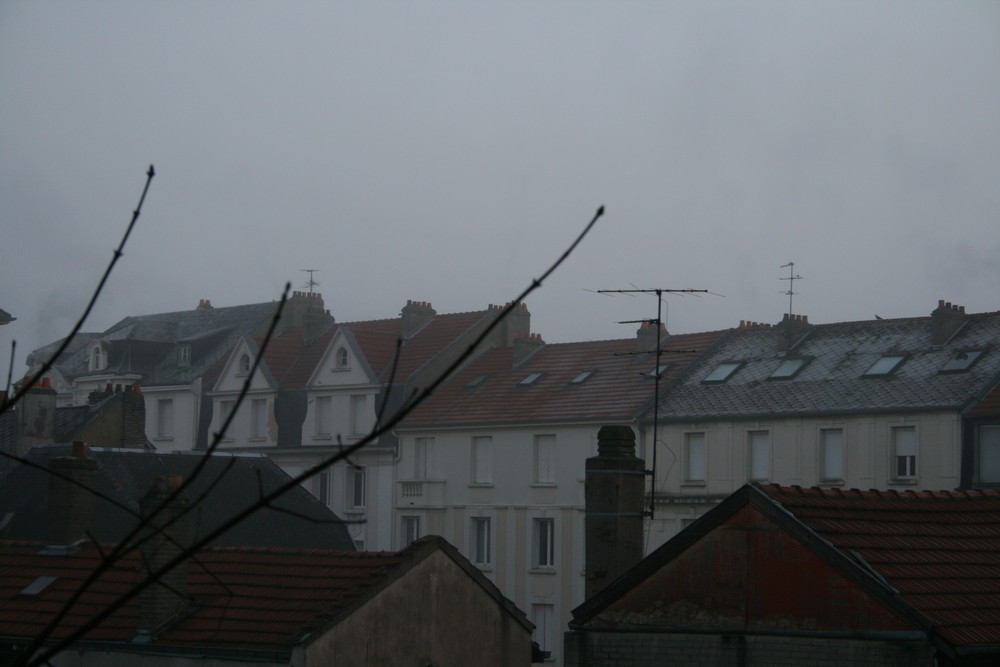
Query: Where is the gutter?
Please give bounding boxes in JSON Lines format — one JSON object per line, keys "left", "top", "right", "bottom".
{"left": 565, "top": 623, "right": 927, "bottom": 643}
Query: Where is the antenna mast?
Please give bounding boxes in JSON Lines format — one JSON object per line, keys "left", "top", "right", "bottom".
{"left": 596, "top": 287, "right": 710, "bottom": 521}
{"left": 300, "top": 269, "right": 320, "bottom": 295}
{"left": 780, "top": 262, "right": 803, "bottom": 318}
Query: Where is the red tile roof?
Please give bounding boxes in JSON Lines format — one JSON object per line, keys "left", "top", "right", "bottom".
{"left": 0, "top": 540, "right": 412, "bottom": 654}
{"left": 761, "top": 484, "right": 1000, "bottom": 647}
{"left": 402, "top": 330, "right": 727, "bottom": 427}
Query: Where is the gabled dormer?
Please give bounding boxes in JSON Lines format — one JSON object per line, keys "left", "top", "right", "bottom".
{"left": 309, "top": 328, "right": 379, "bottom": 388}
{"left": 212, "top": 337, "right": 277, "bottom": 394}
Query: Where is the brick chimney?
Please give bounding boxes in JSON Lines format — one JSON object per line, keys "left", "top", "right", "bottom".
{"left": 494, "top": 301, "right": 531, "bottom": 346}
{"left": 401, "top": 300, "right": 436, "bottom": 338}
{"left": 46, "top": 441, "right": 97, "bottom": 547}
{"left": 636, "top": 320, "right": 667, "bottom": 353}
{"left": 196, "top": 299, "right": 213, "bottom": 309}
{"left": 777, "top": 313, "right": 811, "bottom": 352}
{"left": 137, "top": 475, "right": 191, "bottom": 640}
{"left": 512, "top": 332, "right": 545, "bottom": 367}
{"left": 585, "top": 425, "right": 645, "bottom": 599}
{"left": 16, "top": 377, "right": 57, "bottom": 457}
{"left": 932, "top": 300, "right": 968, "bottom": 345}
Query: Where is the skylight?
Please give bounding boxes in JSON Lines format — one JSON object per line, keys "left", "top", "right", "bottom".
{"left": 940, "top": 349, "right": 985, "bottom": 373}
{"left": 864, "top": 355, "right": 906, "bottom": 376}
{"left": 519, "top": 372, "right": 543, "bottom": 386}
{"left": 569, "top": 370, "right": 596, "bottom": 384}
{"left": 702, "top": 361, "right": 742, "bottom": 384}
{"left": 649, "top": 363, "right": 670, "bottom": 378}
{"left": 465, "top": 374, "right": 489, "bottom": 388}
{"left": 769, "top": 358, "right": 809, "bottom": 380}
{"left": 19, "top": 576, "right": 56, "bottom": 597}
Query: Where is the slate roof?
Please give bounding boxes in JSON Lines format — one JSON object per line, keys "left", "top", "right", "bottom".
{"left": 402, "top": 330, "right": 727, "bottom": 428}
{"left": 657, "top": 310, "right": 1000, "bottom": 421}
{"left": 31, "top": 302, "right": 279, "bottom": 387}
{"left": 0, "top": 444, "right": 355, "bottom": 551}
{"left": 761, "top": 484, "right": 1000, "bottom": 649}
{"left": 0, "top": 535, "right": 530, "bottom": 660}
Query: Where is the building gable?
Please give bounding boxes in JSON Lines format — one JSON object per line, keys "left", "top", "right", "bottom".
{"left": 591, "top": 502, "right": 912, "bottom": 633}
{"left": 212, "top": 336, "right": 277, "bottom": 393}
{"left": 308, "top": 328, "right": 380, "bottom": 388}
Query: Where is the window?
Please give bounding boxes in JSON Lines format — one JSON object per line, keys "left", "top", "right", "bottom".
{"left": 570, "top": 370, "right": 596, "bottom": 384}
{"left": 703, "top": 361, "right": 742, "bottom": 383}
{"left": 414, "top": 437, "right": 434, "bottom": 479}
{"left": 534, "top": 434, "right": 555, "bottom": 484}
{"left": 531, "top": 604, "right": 555, "bottom": 661}
{"left": 337, "top": 347, "right": 349, "bottom": 368}
{"left": 349, "top": 466, "right": 366, "bottom": 508}
{"left": 318, "top": 471, "right": 330, "bottom": 505}
{"left": 473, "top": 436, "right": 492, "bottom": 484}
{"left": 238, "top": 353, "right": 251, "bottom": 375}
{"left": 941, "top": 349, "right": 985, "bottom": 373}
{"left": 977, "top": 425, "right": 1000, "bottom": 484}
{"left": 349, "top": 394, "right": 367, "bottom": 435}
{"left": 864, "top": 355, "right": 906, "bottom": 376}
{"left": 315, "top": 396, "right": 332, "bottom": 436}
{"left": 219, "top": 400, "right": 235, "bottom": 441}
{"left": 402, "top": 516, "right": 421, "bottom": 544}
{"left": 519, "top": 372, "right": 543, "bottom": 386}
{"left": 251, "top": 398, "right": 268, "bottom": 439}
{"left": 156, "top": 399, "right": 174, "bottom": 439}
{"left": 748, "top": 430, "right": 770, "bottom": 481}
{"left": 769, "top": 357, "right": 809, "bottom": 379}
{"left": 893, "top": 426, "right": 917, "bottom": 478}
{"left": 471, "top": 517, "right": 491, "bottom": 566}
{"left": 533, "top": 518, "right": 555, "bottom": 568}
{"left": 820, "top": 429, "right": 845, "bottom": 481}
{"left": 685, "top": 432, "right": 706, "bottom": 482}
{"left": 89, "top": 344, "right": 106, "bottom": 371}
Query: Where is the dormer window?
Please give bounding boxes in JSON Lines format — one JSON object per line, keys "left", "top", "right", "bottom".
{"left": 702, "top": 361, "right": 742, "bottom": 384}
{"left": 178, "top": 345, "right": 192, "bottom": 366}
{"left": 337, "top": 347, "right": 349, "bottom": 369}
{"left": 864, "top": 354, "right": 906, "bottom": 377}
{"left": 238, "top": 353, "right": 251, "bottom": 375}
{"left": 519, "top": 372, "right": 543, "bottom": 386}
{"left": 940, "top": 349, "right": 985, "bottom": 373}
{"left": 769, "top": 357, "right": 810, "bottom": 380}
{"left": 89, "top": 344, "right": 107, "bottom": 371}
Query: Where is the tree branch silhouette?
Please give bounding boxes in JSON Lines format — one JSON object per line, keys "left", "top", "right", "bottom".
{"left": 17, "top": 205, "right": 605, "bottom": 666}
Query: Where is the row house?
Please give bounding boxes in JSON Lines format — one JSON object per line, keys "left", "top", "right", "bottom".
{"left": 206, "top": 299, "right": 530, "bottom": 553}
{"left": 24, "top": 293, "right": 331, "bottom": 451}
{"left": 645, "top": 300, "right": 1000, "bottom": 547}
{"left": 395, "top": 323, "right": 726, "bottom": 663}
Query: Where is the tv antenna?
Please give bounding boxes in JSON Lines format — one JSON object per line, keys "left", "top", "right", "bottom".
{"left": 779, "top": 262, "right": 803, "bottom": 318}
{"left": 300, "top": 269, "right": 320, "bottom": 294}
{"left": 596, "top": 287, "right": 714, "bottom": 520}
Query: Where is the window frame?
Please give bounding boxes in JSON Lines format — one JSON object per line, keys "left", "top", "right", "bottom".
{"left": 820, "top": 428, "right": 845, "bottom": 482}
{"left": 532, "top": 518, "right": 556, "bottom": 569}
{"left": 769, "top": 357, "right": 811, "bottom": 380}
{"left": 976, "top": 424, "right": 1000, "bottom": 484}
{"left": 250, "top": 398, "right": 268, "bottom": 440}
{"left": 155, "top": 398, "right": 174, "bottom": 440}
{"left": 864, "top": 354, "right": 907, "bottom": 377}
{"left": 534, "top": 434, "right": 556, "bottom": 484}
{"left": 348, "top": 466, "right": 366, "bottom": 509}
{"left": 892, "top": 425, "right": 918, "bottom": 480}
{"left": 472, "top": 436, "right": 493, "bottom": 485}
{"left": 471, "top": 517, "right": 492, "bottom": 567}
{"left": 684, "top": 432, "right": 707, "bottom": 483}
{"left": 748, "top": 430, "right": 770, "bottom": 481}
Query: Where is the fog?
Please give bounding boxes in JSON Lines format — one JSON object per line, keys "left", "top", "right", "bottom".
{"left": 2, "top": 2, "right": 998, "bottom": 378}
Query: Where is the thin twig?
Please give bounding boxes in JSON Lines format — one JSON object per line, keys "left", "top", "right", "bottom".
{"left": 23, "top": 205, "right": 604, "bottom": 666}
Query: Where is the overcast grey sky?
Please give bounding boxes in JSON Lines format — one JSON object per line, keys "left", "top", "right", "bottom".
{"left": 2, "top": 2, "right": 999, "bottom": 378}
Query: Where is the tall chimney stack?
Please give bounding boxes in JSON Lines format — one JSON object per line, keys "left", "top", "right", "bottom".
{"left": 46, "top": 441, "right": 97, "bottom": 547}
{"left": 584, "top": 425, "right": 645, "bottom": 599}
{"left": 137, "top": 475, "right": 191, "bottom": 640}
{"left": 17, "top": 377, "right": 57, "bottom": 457}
